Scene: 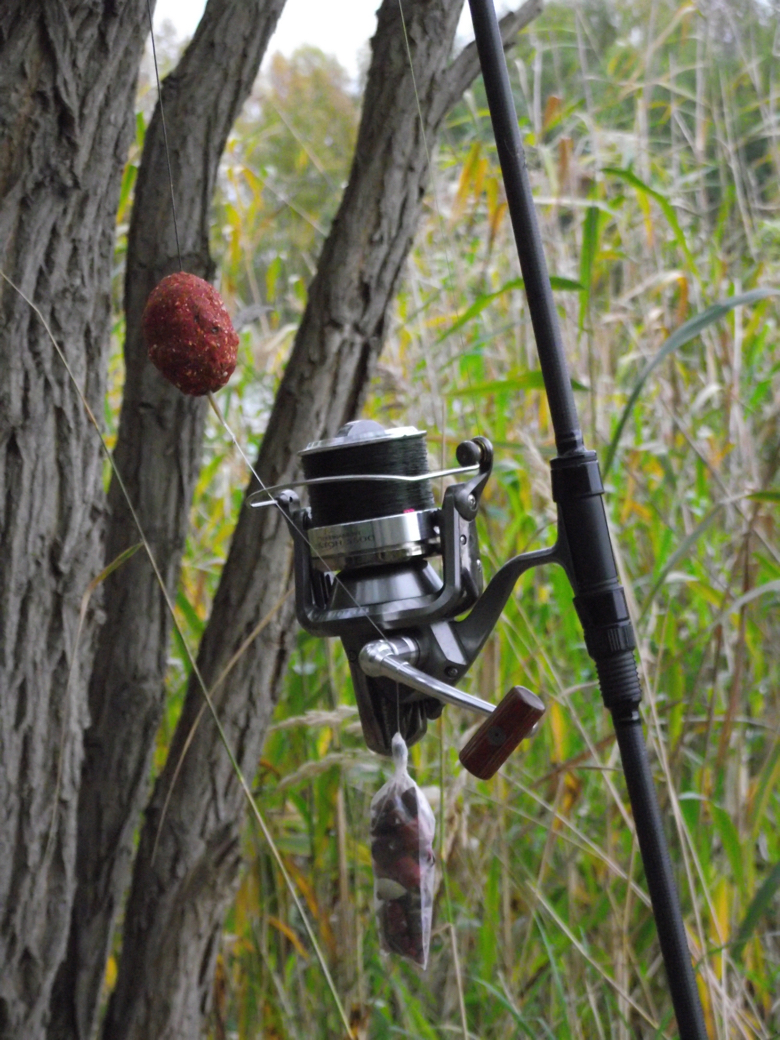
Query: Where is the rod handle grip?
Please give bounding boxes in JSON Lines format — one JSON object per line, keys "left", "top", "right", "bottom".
{"left": 459, "top": 686, "right": 544, "bottom": 780}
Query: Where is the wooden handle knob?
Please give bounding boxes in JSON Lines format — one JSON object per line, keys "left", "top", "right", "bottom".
{"left": 459, "top": 687, "right": 544, "bottom": 780}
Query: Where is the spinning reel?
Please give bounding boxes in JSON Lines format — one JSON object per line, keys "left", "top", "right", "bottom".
{"left": 251, "top": 419, "right": 545, "bottom": 779}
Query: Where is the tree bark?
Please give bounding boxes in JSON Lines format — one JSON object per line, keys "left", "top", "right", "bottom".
{"left": 47, "top": 4, "right": 286, "bottom": 1040}
{"left": 102, "top": 1, "right": 540, "bottom": 1037}
{"left": 0, "top": 3, "right": 150, "bottom": 1037}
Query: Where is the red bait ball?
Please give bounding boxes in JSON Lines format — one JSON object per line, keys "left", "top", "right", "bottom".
{"left": 142, "top": 272, "right": 239, "bottom": 396}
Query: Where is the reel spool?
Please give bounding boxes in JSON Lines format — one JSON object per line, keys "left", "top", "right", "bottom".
{"left": 260, "top": 420, "right": 546, "bottom": 778}
{"left": 300, "top": 421, "right": 439, "bottom": 572}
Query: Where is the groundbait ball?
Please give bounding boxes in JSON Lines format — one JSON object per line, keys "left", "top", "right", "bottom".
{"left": 142, "top": 272, "right": 239, "bottom": 396}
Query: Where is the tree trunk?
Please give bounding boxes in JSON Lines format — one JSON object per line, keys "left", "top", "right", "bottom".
{"left": 47, "top": 4, "right": 286, "bottom": 1039}
{"left": 0, "top": 4, "right": 150, "bottom": 1037}
{"left": 101, "top": 1, "right": 539, "bottom": 1037}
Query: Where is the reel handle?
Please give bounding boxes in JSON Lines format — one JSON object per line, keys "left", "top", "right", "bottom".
{"left": 459, "top": 687, "right": 544, "bottom": 780}
{"left": 358, "top": 637, "right": 498, "bottom": 716}
{"left": 359, "top": 638, "right": 544, "bottom": 779}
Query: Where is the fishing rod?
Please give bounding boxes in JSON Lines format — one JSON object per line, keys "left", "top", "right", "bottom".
{"left": 465, "top": 3, "right": 708, "bottom": 1035}
{"left": 140, "top": 0, "right": 708, "bottom": 1028}
{"left": 247, "top": 1, "right": 709, "bottom": 1034}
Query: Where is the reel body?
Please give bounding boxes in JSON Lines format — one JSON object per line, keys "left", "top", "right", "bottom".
{"left": 260, "top": 420, "right": 545, "bottom": 776}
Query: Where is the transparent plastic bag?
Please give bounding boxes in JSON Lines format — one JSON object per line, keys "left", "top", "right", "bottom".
{"left": 370, "top": 732, "right": 436, "bottom": 967}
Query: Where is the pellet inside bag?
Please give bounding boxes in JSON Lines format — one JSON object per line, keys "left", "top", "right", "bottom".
{"left": 370, "top": 732, "right": 436, "bottom": 967}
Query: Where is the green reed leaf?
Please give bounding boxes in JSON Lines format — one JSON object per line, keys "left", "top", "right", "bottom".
{"left": 603, "top": 289, "right": 779, "bottom": 478}
{"left": 436, "top": 275, "right": 582, "bottom": 344}
{"left": 732, "top": 862, "right": 780, "bottom": 959}
{"left": 446, "top": 370, "right": 588, "bottom": 398}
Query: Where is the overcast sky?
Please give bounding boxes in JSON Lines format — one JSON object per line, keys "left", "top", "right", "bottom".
{"left": 154, "top": 0, "right": 479, "bottom": 81}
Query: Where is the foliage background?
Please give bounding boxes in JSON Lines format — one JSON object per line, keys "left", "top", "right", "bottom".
{"left": 110, "top": 1, "right": 780, "bottom": 1035}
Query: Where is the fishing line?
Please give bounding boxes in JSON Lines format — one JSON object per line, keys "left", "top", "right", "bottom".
{"left": 150, "top": 583, "right": 293, "bottom": 866}
{"left": 0, "top": 266, "right": 353, "bottom": 1040}
{"left": 138, "top": 11, "right": 488, "bottom": 1007}
{"left": 397, "top": 0, "right": 488, "bottom": 449}
{"left": 145, "top": 0, "right": 183, "bottom": 271}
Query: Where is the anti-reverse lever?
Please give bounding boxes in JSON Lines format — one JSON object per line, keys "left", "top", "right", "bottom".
{"left": 359, "top": 637, "right": 544, "bottom": 780}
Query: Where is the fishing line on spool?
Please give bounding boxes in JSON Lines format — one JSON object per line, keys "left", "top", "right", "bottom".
{"left": 302, "top": 431, "right": 434, "bottom": 526}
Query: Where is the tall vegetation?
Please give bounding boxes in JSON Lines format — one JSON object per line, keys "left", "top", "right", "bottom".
{"left": 121, "top": 1, "right": 780, "bottom": 1035}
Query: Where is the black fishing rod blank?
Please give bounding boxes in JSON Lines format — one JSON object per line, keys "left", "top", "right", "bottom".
{"left": 465, "top": 0, "right": 708, "bottom": 1035}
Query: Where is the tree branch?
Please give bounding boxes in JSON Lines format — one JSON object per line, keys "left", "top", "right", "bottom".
{"left": 439, "top": 0, "right": 542, "bottom": 117}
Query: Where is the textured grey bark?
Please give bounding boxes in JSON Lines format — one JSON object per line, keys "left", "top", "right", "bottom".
{"left": 47, "top": 4, "right": 287, "bottom": 1040}
{"left": 0, "top": 3, "right": 150, "bottom": 1038}
{"left": 101, "top": 2, "right": 540, "bottom": 1038}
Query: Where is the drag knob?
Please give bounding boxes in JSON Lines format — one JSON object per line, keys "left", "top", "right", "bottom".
{"left": 459, "top": 686, "right": 544, "bottom": 780}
